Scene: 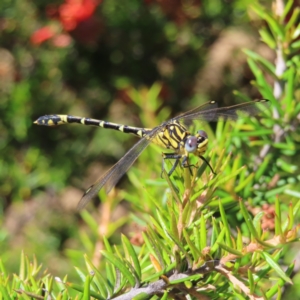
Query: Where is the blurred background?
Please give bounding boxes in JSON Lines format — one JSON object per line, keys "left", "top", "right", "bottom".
{"left": 0, "top": 0, "right": 276, "bottom": 279}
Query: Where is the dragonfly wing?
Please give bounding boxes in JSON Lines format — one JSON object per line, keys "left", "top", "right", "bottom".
{"left": 77, "top": 127, "right": 160, "bottom": 210}
{"left": 178, "top": 101, "right": 218, "bottom": 127}
{"left": 176, "top": 99, "right": 269, "bottom": 123}
{"left": 175, "top": 101, "right": 218, "bottom": 119}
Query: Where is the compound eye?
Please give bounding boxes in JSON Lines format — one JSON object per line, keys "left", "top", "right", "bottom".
{"left": 185, "top": 136, "right": 198, "bottom": 153}
{"left": 197, "top": 130, "right": 208, "bottom": 139}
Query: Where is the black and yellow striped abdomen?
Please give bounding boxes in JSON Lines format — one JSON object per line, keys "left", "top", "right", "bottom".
{"left": 34, "top": 114, "right": 148, "bottom": 137}
{"left": 34, "top": 115, "right": 193, "bottom": 152}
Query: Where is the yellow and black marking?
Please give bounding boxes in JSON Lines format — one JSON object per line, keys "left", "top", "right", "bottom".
{"left": 34, "top": 99, "right": 269, "bottom": 209}
{"left": 34, "top": 114, "right": 150, "bottom": 138}
{"left": 154, "top": 121, "right": 189, "bottom": 150}
{"left": 35, "top": 115, "right": 194, "bottom": 152}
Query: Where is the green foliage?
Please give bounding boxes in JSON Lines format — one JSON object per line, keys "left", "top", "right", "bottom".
{"left": 1, "top": 171, "right": 299, "bottom": 298}
{"left": 1, "top": 0, "right": 300, "bottom": 299}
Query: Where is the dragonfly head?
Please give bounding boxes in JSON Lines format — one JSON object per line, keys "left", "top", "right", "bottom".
{"left": 185, "top": 130, "right": 208, "bottom": 155}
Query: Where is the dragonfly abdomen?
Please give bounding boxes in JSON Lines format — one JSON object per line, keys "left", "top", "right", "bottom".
{"left": 34, "top": 114, "right": 148, "bottom": 138}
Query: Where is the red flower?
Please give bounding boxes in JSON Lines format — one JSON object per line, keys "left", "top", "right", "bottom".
{"left": 31, "top": 0, "right": 102, "bottom": 46}
{"left": 59, "top": 0, "right": 100, "bottom": 31}
{"left": 30, "top": 26, "right": 55, "bottom": 45}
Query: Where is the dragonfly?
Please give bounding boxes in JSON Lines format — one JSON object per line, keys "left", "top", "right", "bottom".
{"left": 34, "top": 99, "right": 269, "bottom": 209}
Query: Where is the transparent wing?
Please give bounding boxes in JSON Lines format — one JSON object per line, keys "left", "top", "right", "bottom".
{"left": 176, "top": 101, "right": 218, "bottom": 127}
{"left": 77, "top": 126, "right": 161, "bottom": 210}
{"left": 175, "top": 101, "right": 218, "bottom": 119}
{"left": 175, "top": 99, "right": 270, "bottom": 123}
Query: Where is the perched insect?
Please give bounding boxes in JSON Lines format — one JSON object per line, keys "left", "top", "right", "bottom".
{"left": 34, "top": 99, "right": 269, "bottom": 209}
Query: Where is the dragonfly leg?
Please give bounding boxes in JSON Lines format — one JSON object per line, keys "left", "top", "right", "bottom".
{"left": 161, "top": 153, "right": 182, "bottom": 177}
{"left": 199, "top": 155, "right": 216, "bottom": 174}
{"left": 181, "top": 155, "right": 216, "bottom": 175}
{"left": 181, "top": 155, "right": 194, "bottom": 175}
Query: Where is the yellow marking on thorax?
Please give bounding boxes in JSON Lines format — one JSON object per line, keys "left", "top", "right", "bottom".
{"left": 99, "top": 121, "right": 105, "bottom": 127}
{"left": 151, "top": 132, "right": 169, "bottom": 148}
{"left": 119, "top": 125, "right": 124, "bottom": 132}
{"left": 81, "top": 118, "right": 85, "bottom": 124}
{"left": 151, "top": 128, "right": 187, "bottom": 150}
{"left": 168, "top": 136, "right": 180, "bottom": 149}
